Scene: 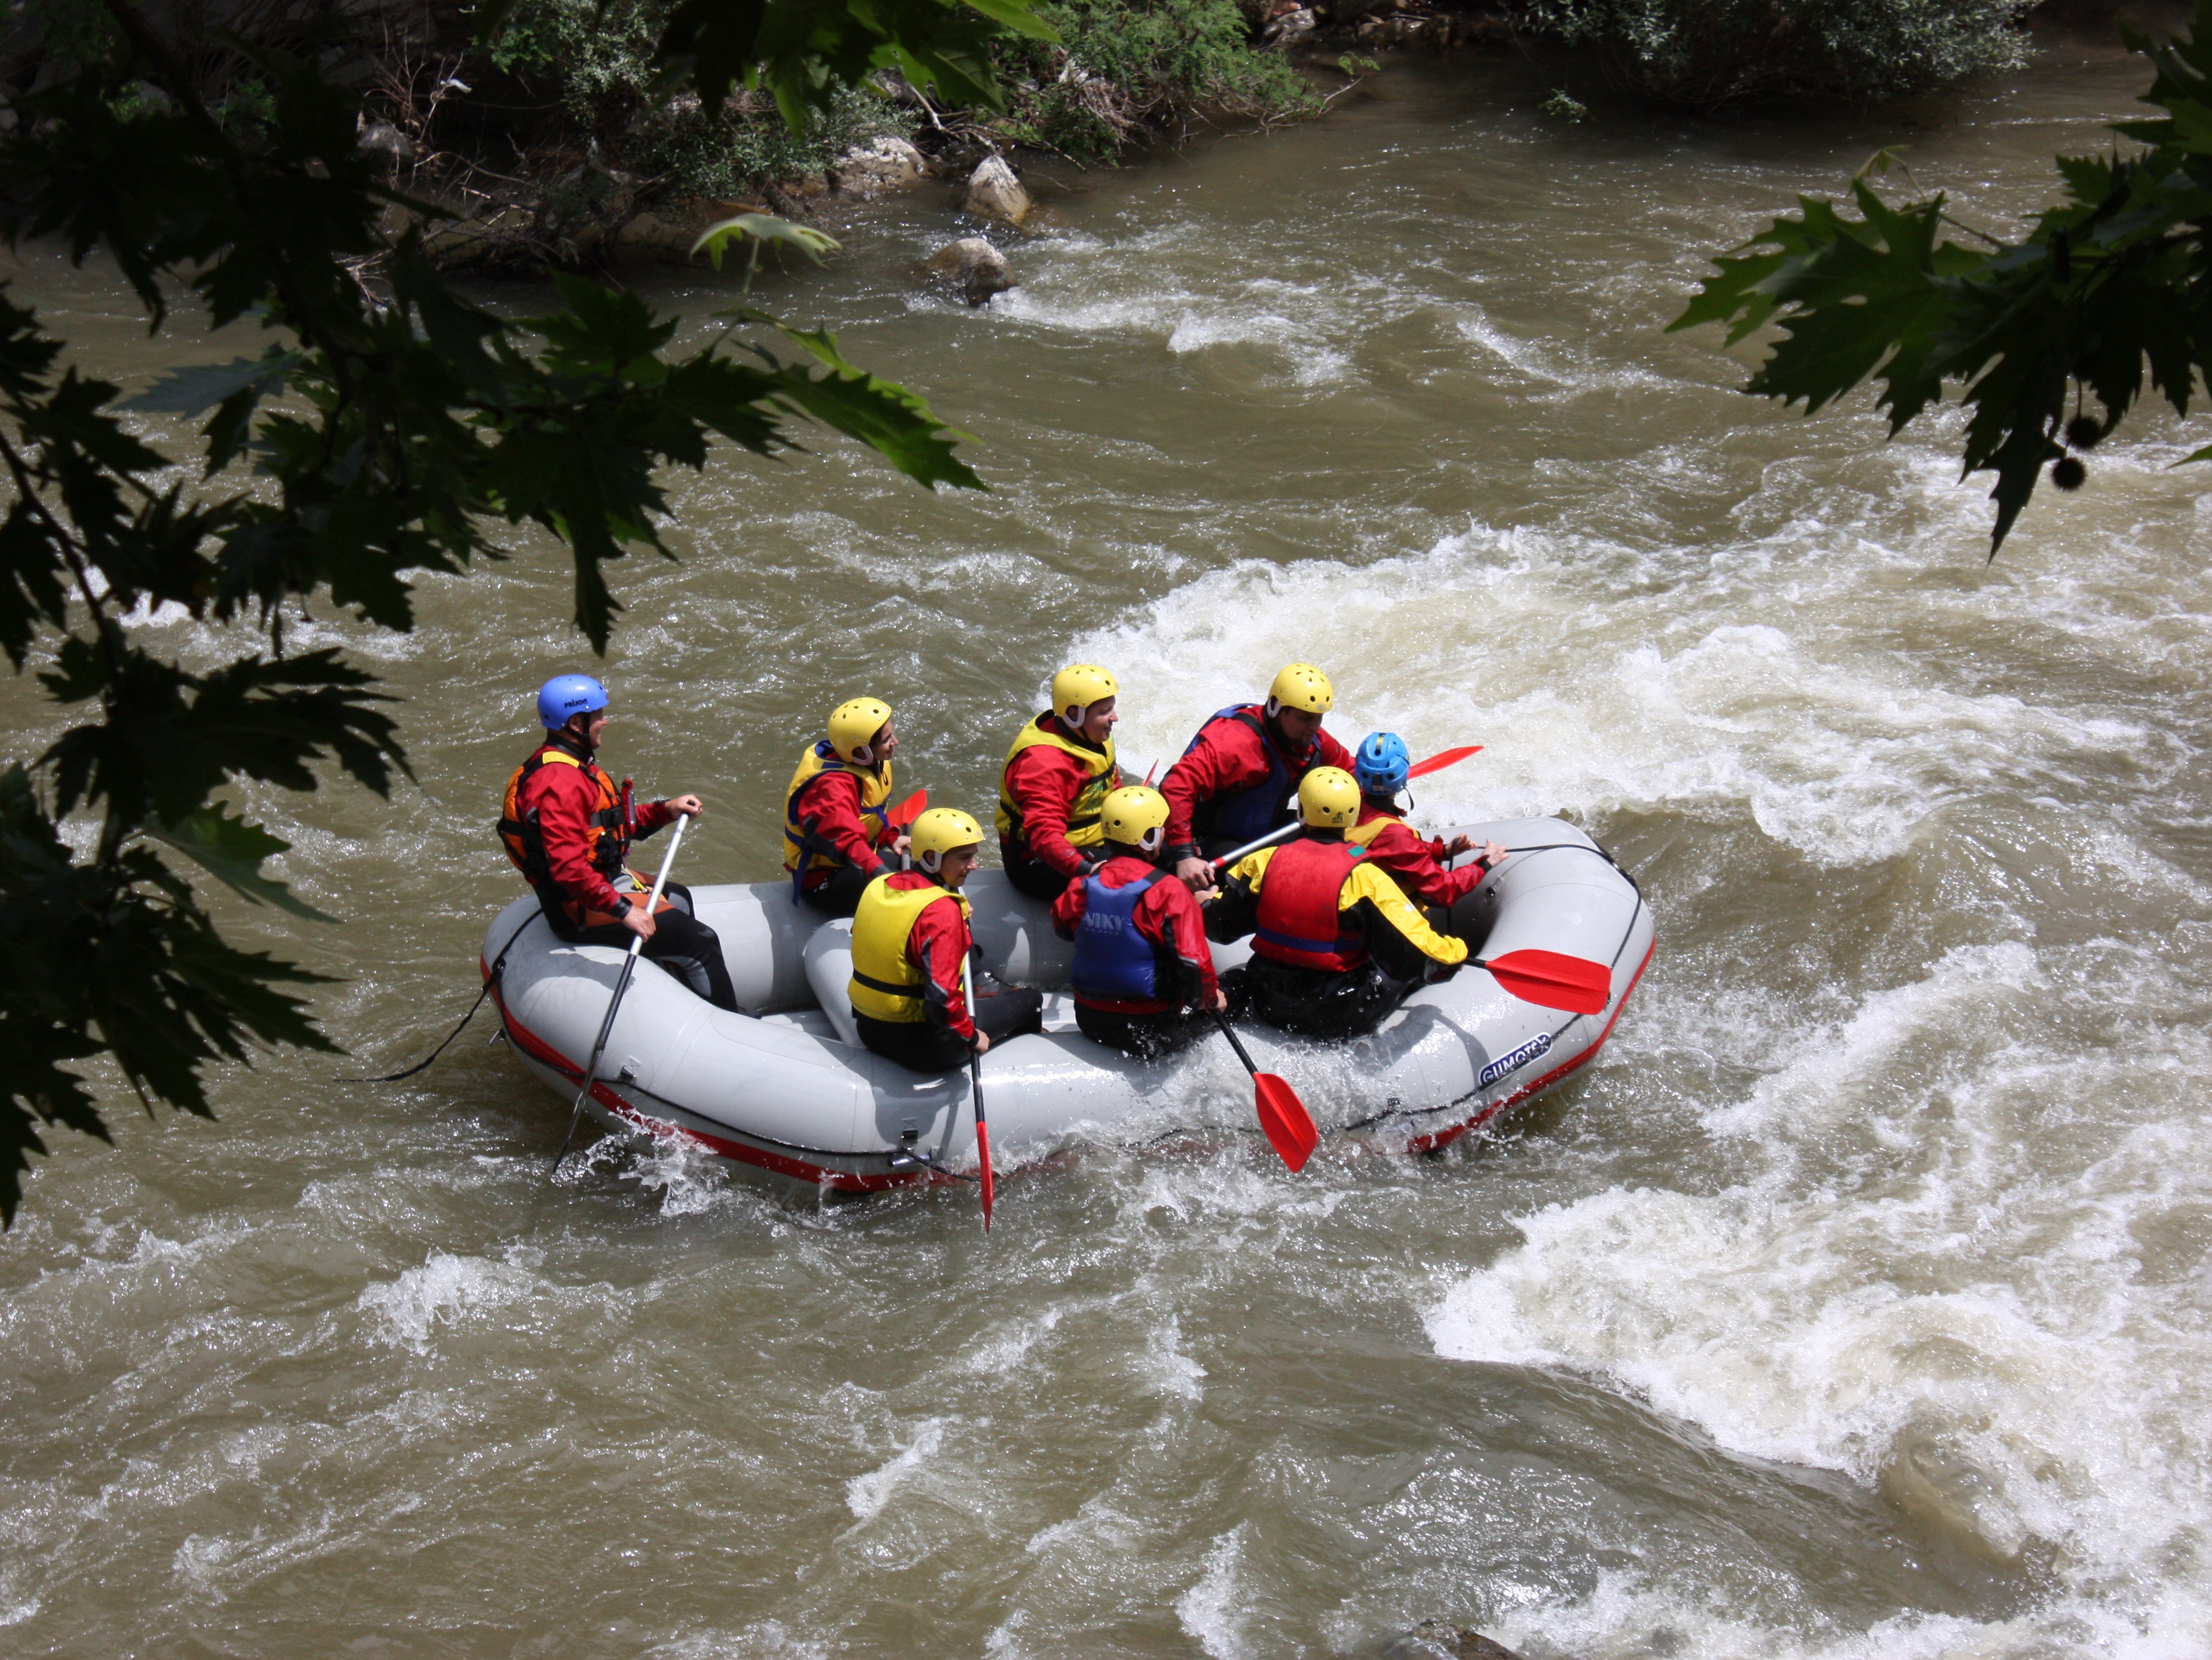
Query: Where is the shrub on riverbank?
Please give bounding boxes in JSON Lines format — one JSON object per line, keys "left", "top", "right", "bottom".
{"left": 987, "top": 0, "right": 1319, "bottom": 158}
{"left": 1509, "top": 0, "right": 2034, "bottom": 106}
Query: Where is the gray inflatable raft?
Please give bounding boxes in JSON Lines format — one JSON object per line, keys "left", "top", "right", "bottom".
{"left": 482, "top": 817, "right": 1653, "bottom": 1193}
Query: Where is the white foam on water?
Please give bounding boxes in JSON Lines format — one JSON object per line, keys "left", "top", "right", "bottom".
{"left": 1066, "top": 407, "right": 2212, "bottom": 1652}
{"left": 1137, "top": 1315, "right": 1207, "bottom": 1402}
{"left": 843, "top": 1418, "right": 947, "bottom": 1523}
{"left": 1175, "top": 1525, "right": 1251, "bottom": 1660}
{"left": 354, "top": 1248, "right": 543, "bottom": 1354}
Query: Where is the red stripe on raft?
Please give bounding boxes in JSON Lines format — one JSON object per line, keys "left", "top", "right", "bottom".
{"left": 480, "top": 927, "right": 1656, "bottom": 1177}
{"left": 482, "top": 961, "right": 928, "bottom": 1193}
{"left": 1406, "top": 932, "right": 1657, "bottom": 1155}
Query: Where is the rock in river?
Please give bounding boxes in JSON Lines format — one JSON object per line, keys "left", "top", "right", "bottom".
{"left": 964, "top": 154, "right": 1032, "bottom": 225}
{"left": 924, "top": 237, "right": 1014, "bottom": 306}
{"left": 831, "top": 136, "right": 927, "bottom": 196}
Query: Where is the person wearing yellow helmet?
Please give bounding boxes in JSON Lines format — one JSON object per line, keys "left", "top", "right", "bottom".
{"left": 848, "top": 807, "right": 1044, "bottom": 1073}
{"left": 782, "top": 695, "right": 909, "bottom": 917}
{"left": 1205, "top": 767, "right": 1467, "bottom": 1039}
{"left": 996, "top": 663, "right": 1125, "bottom": 899}
{"left": 1160, "top": 663, "right": 1357, "bottom": 891}
{"left": 1048, "top": 785, "right": 1227, "bottom": 1058}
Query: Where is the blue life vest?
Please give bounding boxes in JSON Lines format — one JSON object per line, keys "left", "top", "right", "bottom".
{"left": 1072, "top": 868, "right": 1170, "bottom": 1005}
{"left": 1184, "top": 706, "right": 1301, "bottom": 847}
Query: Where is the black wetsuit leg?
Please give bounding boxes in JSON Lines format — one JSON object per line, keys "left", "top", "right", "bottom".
{"left": 1075, "top": 1004, "right": 1210, "bottom": 1059}
{"left": 854, "top": 1013, "right": 973, "bottom": 1073}
{"left": 1003, "top": 849, "right": 1075, "bottom": 902}
{"left": 799, "top": 864, "right": 878, "bottom": 920}
{"left": 1242, "top": 956, "right": 1408, "bottom": 1040}
{"left": 569, "top": 882, "right": 741, "bottom": 1013}
{"left": 972, "top": 965, "right": 1044, "bottom": 1042}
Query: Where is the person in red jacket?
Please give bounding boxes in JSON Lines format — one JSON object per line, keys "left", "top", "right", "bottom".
{"left": 498, "top": 674, "right": 739, "bottom": 1011}
{"left": 848, "top": 808, "right": 1044, "bottom": 1072}
{"left": 1347, "top": 730, "right": 1508, "bottom": 913}
{"left": 996, "top": 663, "right": 1123, "bottom": 899}
{"left": 1051, "top": 786, "right": 1225, "bottom": 1058}
{"left": 1162, "top": 662, "right": 1355, "bottom": 889}
{"left": 781, "top": 696, "right": 909, "bottom": 916}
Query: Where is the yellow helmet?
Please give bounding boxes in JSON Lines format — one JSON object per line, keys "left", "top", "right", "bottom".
{"left": 1267, "top": 663, "right": 1334, "bottom": 716}
{"left": 1099, "top": 785, "right": 1170, "bottom": 852}
{"left": 1052, "top": 663, "right": 1119, "bottom": 724}
{"left": 910, "top": 806, "right": 984, "bottom": 871}
{"left": 1298, "top": 766, "right": 1361, "bottom": 829}
{"left": 827, "top": 696, "right": 893, "bottom": 764}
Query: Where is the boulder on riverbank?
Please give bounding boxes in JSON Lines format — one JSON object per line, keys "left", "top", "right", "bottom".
{"left": 924, "top": 237, "right": 1015, "bottom": 305}
{"left": 831, "top": 136, "right": 929, "bottom": 196}
{"left": 964, "top": 155, "right": 1033, "bottom": 225}
{"left": 1380, "top": 1624, "right": 1538, "bottom": 1660}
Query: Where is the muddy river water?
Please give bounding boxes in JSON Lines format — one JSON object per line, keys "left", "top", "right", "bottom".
{"left": 3, "top": 36, "right": 2210, "bottom": 1660}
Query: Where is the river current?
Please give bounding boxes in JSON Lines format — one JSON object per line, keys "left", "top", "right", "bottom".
{"left": 3, "top": 37, "right": 2209, "bottom": 1660}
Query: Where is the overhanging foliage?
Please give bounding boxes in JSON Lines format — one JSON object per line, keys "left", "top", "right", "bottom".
{"left": 0, "top": 0, "right": 1049, "bottom": 1224}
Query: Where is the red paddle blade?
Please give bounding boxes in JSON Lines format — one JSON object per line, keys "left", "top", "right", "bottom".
{"left": 1481, "top": 948, "right": 1611, "bottom": 1015}
{"left": 1254, "top": 1074, "right": 1319, "bottom": 1173}
{"left": 1406, "top": 745, "right": 1482, "bottom": 780}
{"left": 887, "top": 789, "right": 928, "bottom": 831}
{"left": 975, "top": 1120, "right": 995, "bottom": 1232}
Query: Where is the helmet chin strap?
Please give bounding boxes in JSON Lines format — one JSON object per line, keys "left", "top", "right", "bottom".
{"left": 918, "top": 848, "right": 943, "bottom": 874}
{"left": 1264, "top": 696, "right": 1281, "bottom": 719}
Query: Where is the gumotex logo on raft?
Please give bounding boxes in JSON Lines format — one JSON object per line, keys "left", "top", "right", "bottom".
{"left": 1480, "top": 1032, "right": 1553, "bottom": 1089}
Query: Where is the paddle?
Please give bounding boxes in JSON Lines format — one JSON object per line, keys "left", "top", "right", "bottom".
{"left": 1472, "top": 948, "right": 1611, "bottom": 1015}
{"left": 1406, "top": 744, "right": 1481, "bottom": 780}
{"left": 887, "top": 789, "right": 928, "bottom": 830}
{"left": 1211, "top": 1008, "right": 1318, "bottom": 1172}
{"left": 960, "top": 954, "right": 996, "bottom": 1232}
{"left": 554, "top": 810, "right": 692, "bottom": 1173}
{"left": 1201, "top": 747, "right": 1487, "bottom": 875}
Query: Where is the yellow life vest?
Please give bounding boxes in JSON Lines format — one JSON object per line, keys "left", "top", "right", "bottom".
{"left": 994, "top": 715, "right": 1119, "bottom": 850}
{"left": 849, "top": 875, "right": 973, "bottom": 1025}
{"left": 1346, "top": 809, "right": 1402, "bottom": 849}
{"left": 782, "top": 740, "right": 894, "bottom": 880}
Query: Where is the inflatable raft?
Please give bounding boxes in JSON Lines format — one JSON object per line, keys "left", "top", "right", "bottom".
{"left": 481, "top": 817, "right": 1653, "bottom": 1193}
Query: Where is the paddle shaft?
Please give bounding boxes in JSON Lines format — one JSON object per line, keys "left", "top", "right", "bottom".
{"left": 1211, "top": 1007, "right": 1262, "bottom": 1077}
{"left": 554, "top": 810, "right": 691, "bottom": 1169}
{"left": 961, "top": 955, "right": 994, "bottom": 1231}
{"left": 1203, "top": 750, "right": 1478, "bottom": 874}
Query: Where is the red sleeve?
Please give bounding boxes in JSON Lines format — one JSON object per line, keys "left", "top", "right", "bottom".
{"left": 1050, "top": 874, "right": 1089, "bottom": 941}
{"left": 794, "top": 771, "right": 894, "bottom": 876}
{"left": 1160, "top": 716, "right": 1265, "bottom": 858}
{"left": 1362, "top": 821, "right": 1483, "bottom": 908}
{"left": 633, "top": 796, "right": 677, "bottom": 838}
{"left": 1006, "top": 744, "right": 1093, "bottom": 878}
{"left": 908, "top": 895, "right": 975, "bottom": 1039}
{"left": 1315, "top": 727, "right": 1355, "bottom": 772}
{"left": 526, "top": 765, "right": 625, "bottom": 916}
{"left": 1136, "top": 878, "right": 1218, "bottom": 1007}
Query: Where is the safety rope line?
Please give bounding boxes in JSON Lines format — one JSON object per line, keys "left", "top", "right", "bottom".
{"left": 340, "top": 911, "right": 543, "bottom": 1084}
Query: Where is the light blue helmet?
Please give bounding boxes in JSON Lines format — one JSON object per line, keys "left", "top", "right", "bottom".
{"left": 537, "top": 673, "right": 608, "bottom": 731}
{"left": 1354, "top": 730, "right": 1410, "bottom": 797}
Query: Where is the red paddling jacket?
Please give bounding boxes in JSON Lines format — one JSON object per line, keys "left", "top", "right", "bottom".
{"left": 1348, "top": 800, "right": 1492, "bottom": 909}
{"left": 1209, "top": 832, "right": 1466, "bottom": 983}
{"left": 1160, "top": 704, "right": 1354, "bottom": 863}
{"left": 499, "top": 733, "right": 676, "bottom": 934}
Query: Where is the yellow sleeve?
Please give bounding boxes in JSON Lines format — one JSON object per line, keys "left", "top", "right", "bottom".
{"left": 1343, "top": 861, "right": 1468, "bottom": 965}
{"left": 1227, "top": 845, "right": 1277, "bottom": 891}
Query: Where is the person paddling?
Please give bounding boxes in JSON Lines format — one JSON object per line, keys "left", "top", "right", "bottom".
{"left": 1348, "top": 731, "right": 1508, "bottom": 912}
{"left": 1161, "top": 663, "right": 1356, "bottom": 890}
{"left": 1205, "top": 767, "right": 1466, "bottom": 1040}
{"left": 1051, "top": 786, "right": 1226, "bottom": 1058}
{"left": 996, "top": 663, "right": 1125, "bottom": 900}
{"left": 783, "top": 696, "right": 910, "bottom": 917}
{"left": 498, "top": 674, "right": 739, "bottom": 1012}
{"left": 849, "top": 808, "right": 1044, "bottom": 1073}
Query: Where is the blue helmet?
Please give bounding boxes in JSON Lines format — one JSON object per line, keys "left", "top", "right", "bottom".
{"left": 1354, "top": 730, "right": 1410, "bottom": 797}
{"left": 536, "top": 673, "right": 609, "bottom": 731}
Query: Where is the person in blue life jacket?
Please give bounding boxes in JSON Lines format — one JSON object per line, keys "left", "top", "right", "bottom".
{"left": 1205, "top": 766, "right": 1467, "bottom": 1040}
{"left": 1159, "top": 663, "right": 1357, "bottom": 890}
{"left": 1049, "top": 786, "right": 1227, "bottom": 1059}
